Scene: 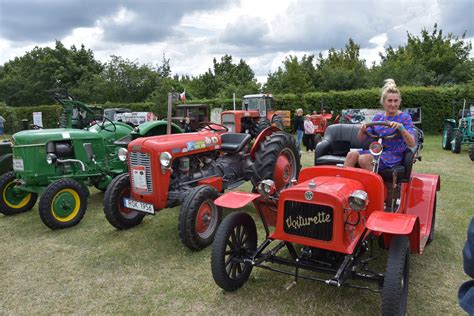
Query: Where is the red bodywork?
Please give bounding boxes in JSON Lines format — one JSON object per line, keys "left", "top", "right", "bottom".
{"left": 127, "top": 130, "right": 224, "bottom": 210}
{"left": 215, "top": 165, "right": 440, "bottom": 255}
{"left": 310, "top": 113, "right": 332, "bottom": 135}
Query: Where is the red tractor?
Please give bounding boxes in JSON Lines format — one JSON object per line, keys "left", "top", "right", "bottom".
{"left": 103, "top": 123, "right": 301, "bottom": 251}
{"left": 211, "top": 122, "right": 439, "bottom": 315}
{"left": 310, "top": 111, "right": 333, "bottom": 143}
{"left": 221, "top": 94, "right": 284, "bottom": 137}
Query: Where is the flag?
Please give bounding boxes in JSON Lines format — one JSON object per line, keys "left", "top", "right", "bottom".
{"left": 180, "top": 90, "right": 186, "bottom": 103}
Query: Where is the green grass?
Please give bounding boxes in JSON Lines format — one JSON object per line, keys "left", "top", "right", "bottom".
{"left": 0, "top": 135, "right": 472, "bottom": 314}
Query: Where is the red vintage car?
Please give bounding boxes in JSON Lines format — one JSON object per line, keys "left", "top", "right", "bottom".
{"left": 211, "top": 122, "right": 439, "bottom": 315}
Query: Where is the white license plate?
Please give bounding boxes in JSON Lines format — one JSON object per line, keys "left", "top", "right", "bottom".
{"left": 123, "top": 198, "right": 154, "bottom": 214}
{"left": 13, "top": 158, "right": 24, "bottom": 171}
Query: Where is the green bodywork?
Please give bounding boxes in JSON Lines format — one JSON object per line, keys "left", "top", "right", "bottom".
{"left": 0, "top": 141, "right": 12, "bottom": 175}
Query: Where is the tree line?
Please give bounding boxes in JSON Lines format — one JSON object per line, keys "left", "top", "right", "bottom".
{"left": 0, "top": 24, "right": 472, "bottom": 107}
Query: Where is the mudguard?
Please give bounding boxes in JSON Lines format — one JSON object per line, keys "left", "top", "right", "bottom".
{"left": 249, "top": 126, "right": 281, "bottom": 160}
{"left": 444, "top": 118, "right": 456, "bottom": 127}
{"left": 367, "top": 211, "right": 421, "bottom": 253}
{"left": 214, "top": 191, "right": 260, "bottom": 209}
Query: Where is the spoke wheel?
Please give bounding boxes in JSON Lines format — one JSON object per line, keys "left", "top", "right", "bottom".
{"left": 0, "top": 171, "right": 37, "bottom": 215}
{"left": 179, "top": 185, "right": 222, "bottom": 251}
{"left": 39, "top": 179, "right": 87, "bottom": 229}
{"left": 211, "top": 212, "right": 257, "bottom": 291}
{"left": 103, "top": 173, "right": 145, "bottom": 229}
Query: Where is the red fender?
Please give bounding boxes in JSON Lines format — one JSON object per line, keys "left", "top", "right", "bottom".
{"left": 367, "top": 211, "right": 421, "bottom": 253}
{"left": 250, "top": 126, "right": 281, "bottom": 160}
{"left": 214, "top": 191, "right": 260, "bottom": 209}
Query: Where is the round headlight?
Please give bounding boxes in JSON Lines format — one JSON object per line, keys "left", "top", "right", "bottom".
{"left": 160, "top": 152, "right": 172, "bottom": 168}
{"left": 257, "top": 179, "right": 276, "bottom": 197}
{"left": 118, "top": 147, "right": 128, "bottom": 162}
{"left": 46, "top": 153, "right": 57, "bottom": 165}
{"left": 348, "top": 190, "right": 368, "bottom": 211}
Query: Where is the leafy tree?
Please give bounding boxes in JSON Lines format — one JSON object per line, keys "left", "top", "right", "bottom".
{"left": 265, "top": 55, "right": 316, "bottom": 93}
{"left": 373, "top": 24, "right": 473, "bottom": 86}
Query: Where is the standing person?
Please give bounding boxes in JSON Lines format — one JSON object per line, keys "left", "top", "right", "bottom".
{"left": 344, "top": 79, "right": 415, "bottom": 171}
{"left": 293, "top": 108, "right": 304, "bottom": 151}
{"left": 303, "top": 114, "right": 315, "bottom": 151}
{"left": 183, "top": 117, "right": 193, "bottom": 133}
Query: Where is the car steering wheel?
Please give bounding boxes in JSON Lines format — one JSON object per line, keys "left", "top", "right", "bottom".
{"left": 364, "top": 121, "right": 398, "bottom": 140}
{"left": 98, "top": 116, "right": 117, "bottom": 132}
{"left": 198, "top": 122, "right": 229, "bottom": 132}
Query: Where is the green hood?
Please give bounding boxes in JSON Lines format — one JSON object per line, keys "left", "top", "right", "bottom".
{"left": 12, "top": 128, "right": 103, "bottom": 146}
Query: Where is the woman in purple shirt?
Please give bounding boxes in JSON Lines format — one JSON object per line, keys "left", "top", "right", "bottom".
{"left": 344, "top": 79, "right": 416, "bottom": 171}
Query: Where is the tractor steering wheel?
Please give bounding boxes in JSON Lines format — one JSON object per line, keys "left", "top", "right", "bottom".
{"left": 98, "top": 116, "right": 117, "bottom": 133}
{"left": 363, "top": 121, "right": 398, "bottom": 140}
{"left": 199, "top": 122, "right": 229, "bottom": 132}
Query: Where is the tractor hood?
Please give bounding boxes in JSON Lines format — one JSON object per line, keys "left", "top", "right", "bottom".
{"left": 128, "top": 130, "right": 222, "bottom": 157}
{"left": 12, "top": 128, "right": 103, "bottom": 146}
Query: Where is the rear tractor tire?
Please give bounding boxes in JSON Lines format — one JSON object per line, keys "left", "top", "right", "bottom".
{"left": 211, "top": 212, "right": 257, "bottom": 291}
{"left": 469, "top": 145, "right": 474, "bottom": 161}
{"left": 381, "top": 236, "right": 410, "bottom": 316}
{"left": 451, "top": 129, "right": 462, "bottom": 154}
{"left": 103, "top": 173, "right": 145, "bottom": 229}
{"left": 252, "top": 131, "right": 301, "bottom": 191}
{"left": 271, "top": 115, "right": 284, "bottom": 130}
{"left": 0, "top": 171, "right": 38, "bottom": 215}
{"left": 251, "top": 118, "right": 271, "bottom": 138}
{"left": 38, "top": 179, "right": 88, "bottom": 229}
{"left": 441, "top": 124, "right": 453, "bottom": 150}
{"left": 178, "top": 185, "right": 222, "bottom": 251}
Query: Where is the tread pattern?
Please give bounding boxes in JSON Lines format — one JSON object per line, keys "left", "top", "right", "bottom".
{"left": 0, "top": 171, "right": 37, "bottom": 215}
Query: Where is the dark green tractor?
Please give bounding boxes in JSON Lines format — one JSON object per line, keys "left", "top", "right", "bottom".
{"left": 442, "top": 99, "right": 474, "bottom": 161}
{"left": 0, "top": 92, "right": 182, "bottom": 229}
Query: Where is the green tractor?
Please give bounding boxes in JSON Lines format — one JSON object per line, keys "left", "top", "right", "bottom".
{"left": 0, "top": 91, "right": 182, "bottom": 229}
{"left": 442, "top": 99, "right": 474, "bottom": 161}
{"left": 0, "top": 141, "right": 12, "bottom": 175}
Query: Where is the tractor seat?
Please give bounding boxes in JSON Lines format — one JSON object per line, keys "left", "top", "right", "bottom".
{"left": 378, "top": 147, "right": 416, "bottom": 182}
{"left": 220, "top": 133, "right": 252, "bottom": 154}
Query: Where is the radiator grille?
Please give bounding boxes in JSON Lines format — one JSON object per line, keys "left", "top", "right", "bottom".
{"left": 129, "top": 151, "right": 153, "bottom": 193}
{"left": 283, "top": 201, "right": 333, "bottom": 241}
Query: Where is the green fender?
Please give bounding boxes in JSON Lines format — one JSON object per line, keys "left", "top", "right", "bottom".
{"left": 133, "top": 120, "right": 183, "bottom": 137}
{"left": 443, "top": 119, "right": 456, "bottom": 127}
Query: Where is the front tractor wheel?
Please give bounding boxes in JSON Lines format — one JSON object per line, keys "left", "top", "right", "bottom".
{"left": 0, "top": 171, "right": 38, "bottom": 215}
{"left": 211, "top": 212, "right": 257, "bottom": 291}
{"left": 441, "top": 124, "right": 453, "bottom": 150}
{"left": 451, "top": 129, "right": 462, "bottom": 153}
{"left": 38, "top": 179, "right": 88, "bottom": 229}
{"left": 178, "top": 185, "right": 222, "bottom": 251}
{"left": 469, "top": 145, "right": 474, "bottom": 161}
{"left": 103, "top": 173, "right": 145, "bottom": 229}
{"left": 252, "top": 131, "right": 301, "bottom": 190}
{"left": 381, "top": 236, "right": 410, "bottom": 316}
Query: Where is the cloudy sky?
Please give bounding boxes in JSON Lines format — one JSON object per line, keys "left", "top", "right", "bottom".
{"left": 0, "top": 0, "right": 473, "bottom": 83}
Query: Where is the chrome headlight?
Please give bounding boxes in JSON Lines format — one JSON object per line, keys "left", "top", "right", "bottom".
{"left": 118, "top": 147, "right": 128, "bottom": 162}
{"left": 257, "top": 179, "right": 276, "bottom": 197}
{"left": 348, "top": 190, "right": 368, "bottom": 211}
{"left": 159, "top": 152, "right": 172, "bottom": 168}
{"left": 46, "top": 153, "right": 57, "bottom": 165}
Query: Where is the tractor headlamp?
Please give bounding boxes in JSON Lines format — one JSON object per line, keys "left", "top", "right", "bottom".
{"left": 257, "top": 179, "right": 276, "bottom": 197}
{"left": 348, "top": 190, "right": 368, "bottom": 211}
{"left": 46, "top": 153, "right": 57, "bottom": 165}
{"left": 118, "top": 147, "right": 128, "bottom": 162}
{"left": 159, "top": 152, "right": 172, "bottom": 168}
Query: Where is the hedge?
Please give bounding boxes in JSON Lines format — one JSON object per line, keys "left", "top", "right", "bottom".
{"left": 1, "top": 84, "right": 472, "bottom": 135}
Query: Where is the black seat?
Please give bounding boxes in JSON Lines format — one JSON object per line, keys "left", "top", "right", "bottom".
{"left": 378, "top": 147, "right": 416, "bottom": 182}
{"left": 315, "top": 124, "right": 371, "bottom": 165}
{"left": 220, "top": 133, "right": 252, "bottom": 153}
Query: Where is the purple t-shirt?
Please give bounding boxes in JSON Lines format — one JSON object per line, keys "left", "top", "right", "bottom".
{"left": 361, "top": 112, "right": 415, "bottom": 170}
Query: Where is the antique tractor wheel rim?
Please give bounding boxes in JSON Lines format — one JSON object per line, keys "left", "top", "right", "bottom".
{"left": 225, "top": 224, "right": 250, "bottom": 280}
{"left": 273, "top": 148, "right": 297, "bottom": 190}
{"left": 195, "top": 199, "right": 218, "bottom": 238}
{"left": 3, "top": 181, "right": 33, "bottom": 209}
{"left": 51, "top": 189, "right": 81, "bottom": 222}
{"left": 117, "top": 186, "right": 138, "bottom": 219}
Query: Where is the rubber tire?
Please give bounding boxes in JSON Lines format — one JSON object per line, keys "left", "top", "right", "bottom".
{"left": 441, "top": 124, "right": 453, "bottom": 150}
{"left": 451, "top": 129, "right": 462, "bottom": 153}
{"left": 211, "top": 212, "right": 257, "bottom": 292}
{"left": 469, "top": 145, "right": 474, "bottom": 161}
{"left": 271, "top": 115, "right": 284, "bottom": 130}
{"left": 38, "top": 179, "right": 88, "bottom": 229}
{"left": 178, "top": 185, "right": 222, "bottom": 251}
{"left": 427, "top": 194, "right": 436, "bottom": 245}
{"left": 381, "top": 236, "right": 410, "bottom": 316}
{"left": 251, "top": 118, "right": 271, "bottom": 137}
{"left": 103, "top": 173, "right": 145, "bottom": 229}
{"left": 0, "top": 171, "right": 38, "bottom": 215}
{"left": 251, "top": 131, "right": 301, "bottom": 189}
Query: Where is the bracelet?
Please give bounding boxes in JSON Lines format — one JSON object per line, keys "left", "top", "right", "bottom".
{"left": 399, "top": 125, "right": 406, "bottom": 132}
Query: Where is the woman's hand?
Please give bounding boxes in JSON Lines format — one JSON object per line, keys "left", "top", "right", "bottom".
{"left": 360, "top": 123, "right": 368, "bottom": 133}
{"left": 389, "top": 121, "right": 404, "bottom": 131}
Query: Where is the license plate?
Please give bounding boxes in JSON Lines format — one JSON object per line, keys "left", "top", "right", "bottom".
{"left": 132, "top": 165, "right": 148, "bottom": 191}
{"left": 13, "top": 158, "right": 24, "bottom": 171}
{"left": 123, "top": 198, "right": 154, "bottom": 214}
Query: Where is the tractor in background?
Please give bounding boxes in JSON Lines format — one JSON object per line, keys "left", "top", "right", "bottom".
{"left": 442, "top": 99, "right": 474, "bottom": 160}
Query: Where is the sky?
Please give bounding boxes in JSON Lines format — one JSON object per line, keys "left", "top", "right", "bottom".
{"left": 0, "top": 0, "right": 473, "bottom": 84}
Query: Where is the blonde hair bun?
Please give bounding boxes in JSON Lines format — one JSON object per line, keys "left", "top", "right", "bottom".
{"left": 382, "top": 78, "right": 397, "bottom": 90}
{"left": 380, "top": 78, "right": 401, "bottom": 105}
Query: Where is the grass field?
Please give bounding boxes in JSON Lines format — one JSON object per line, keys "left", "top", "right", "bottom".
{"left": 0, "top": 135, "right": 473, "bottom": 314}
